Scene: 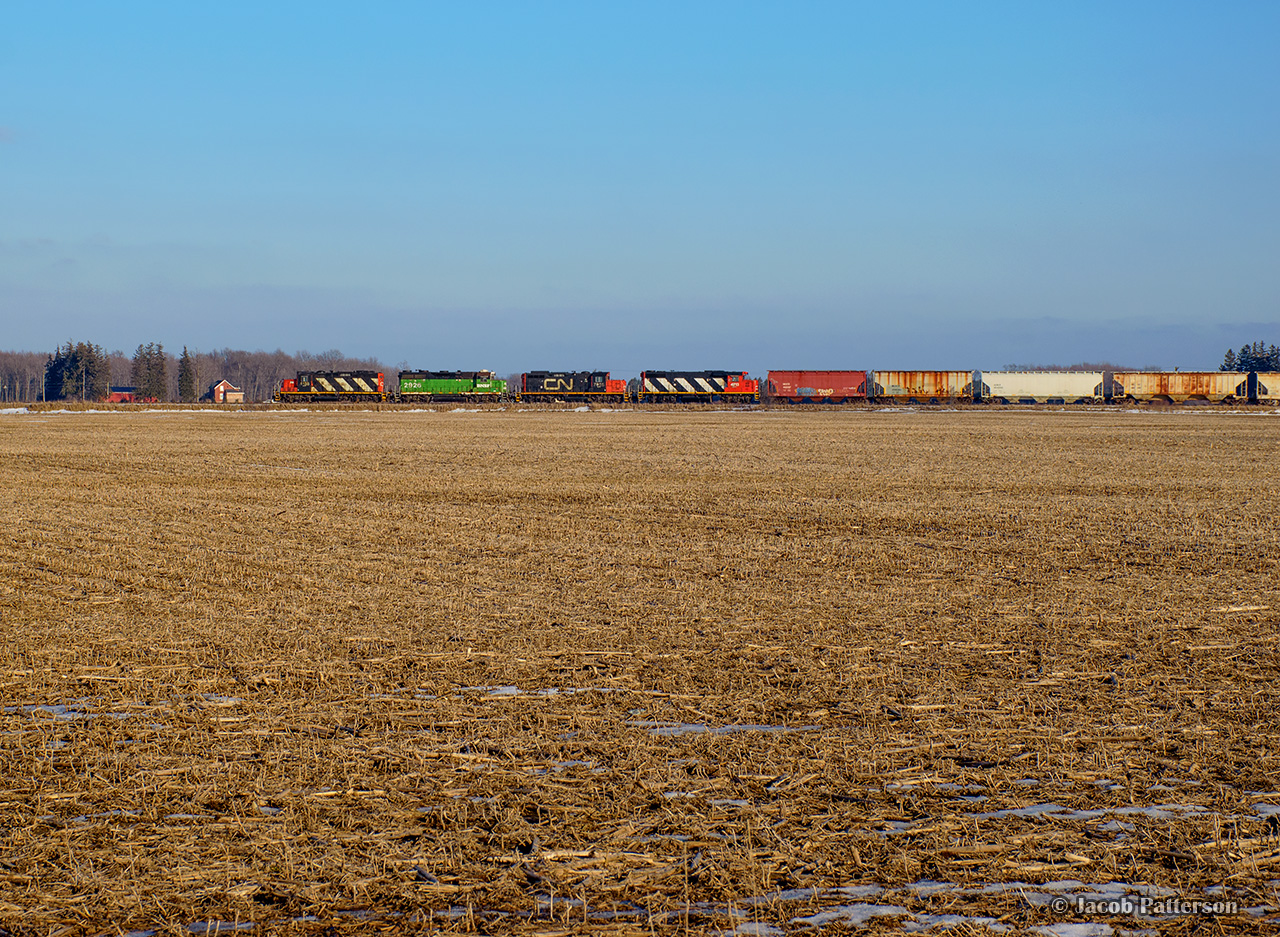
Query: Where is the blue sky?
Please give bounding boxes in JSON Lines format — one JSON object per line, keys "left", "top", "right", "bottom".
{"left": 2, "top": 1, "right": 1277, "bottom": 373}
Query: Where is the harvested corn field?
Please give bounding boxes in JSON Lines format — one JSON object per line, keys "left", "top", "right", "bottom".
{"left": 1, "top": 408, "right": 1279, "bottom": 935}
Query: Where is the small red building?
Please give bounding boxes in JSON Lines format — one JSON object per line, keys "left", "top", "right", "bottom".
{"left": 208, "top": 380, "right": 245, "bottom": 404}
{"left": 107, "top": 386, "right": 137, "bottom": 403}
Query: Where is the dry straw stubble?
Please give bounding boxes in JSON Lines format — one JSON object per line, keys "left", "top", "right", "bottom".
{"left": 0, "top": 408, "right": 1277, "bottom": 933}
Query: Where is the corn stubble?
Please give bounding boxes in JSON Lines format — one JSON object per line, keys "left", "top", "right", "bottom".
{"left": 1, "top": 410, "right": 1277, "bottom": 934}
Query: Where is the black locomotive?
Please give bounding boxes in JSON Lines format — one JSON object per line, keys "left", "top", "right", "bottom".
{"left": 518, "top": 371, "right": 628, "bottom": 403}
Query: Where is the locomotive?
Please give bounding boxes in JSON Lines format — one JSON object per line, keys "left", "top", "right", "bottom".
{"left": 517, "top": 371, "right": 628, "bottom": 403}
{"left": 638, "top": 370, "right": 759, "bottom": 403}
{"left": 275, "top": 371, "right": 385, "bottom": 402}
{"left": 398, "top": 370, "right": 506, "bottom": 403}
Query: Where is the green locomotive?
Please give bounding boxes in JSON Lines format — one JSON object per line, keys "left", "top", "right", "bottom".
{"left": 397, "top": 370, "right": 507, "bottom": 403}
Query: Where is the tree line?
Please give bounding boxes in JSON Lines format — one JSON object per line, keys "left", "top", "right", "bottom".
{"left": 0, "top": 343, "right": 385, "bottom": 403}
{"left": 1222, "top": 341, "right": 1280, "bottom": 372}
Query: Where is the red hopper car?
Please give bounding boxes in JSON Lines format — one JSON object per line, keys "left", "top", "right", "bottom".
{"left": 766, "top": 370, "right": 869, "bottom": 403}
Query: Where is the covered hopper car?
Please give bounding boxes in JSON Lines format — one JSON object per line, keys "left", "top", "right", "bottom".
{"left": 980, "top": 371, "right": 1106, "bottom": 404}
{"left": 1111, "top": 372, "right": 1249, "bottom": 403}
{"left": 870, "top": 371, "right": 977, "bottom": 403}
{"left": 639, "top": 370, "right": 759, "bottom": 403}
{"left": 766, "top": 370, "right": 868, "bottom": 403}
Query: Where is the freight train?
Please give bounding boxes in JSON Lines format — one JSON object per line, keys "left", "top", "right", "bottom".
{"left": 272, "top": 368, "right": 1280, "bottom": 405}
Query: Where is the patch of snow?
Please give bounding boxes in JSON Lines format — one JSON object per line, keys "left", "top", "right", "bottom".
{"left": 631, "top": 721, "right": 821, "bottom": 737}
{"left": 791, "top": 904, "right": 908, "bottom": 927}
{"left": 5, "top": 702, "right": 88, "bottom": 720}
{"left": 742, "top": 887, "right": 824, "bottom": 906}
{"left": 966, "top": 802, "right": 1208, "bottom": 822}
{"left": 832, "top": 884, "right": 885, "bottom": 899}
{"left": 1030, "top": 925, "right": 1113, "bottom": 937}
{"left": 907, "top": 912, "right": 1007, "bottom": 932}
{"left": 1097, "top": 820, "right": 1135, "bottom": 833}
{"left": 725, "top": 925, "right": 783, "bottom": 937}
{"left": 70, "top": 808, "right": 141, "bottom": 823}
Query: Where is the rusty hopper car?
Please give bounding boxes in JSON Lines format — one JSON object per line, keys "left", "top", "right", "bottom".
{"left": 1111, "top": 372, "right": 1248, "bottom": 403}
{"left": 980, "top": 371, "right": 1105, "bottom": 403}
{"left": 870, "top": 371, "right": 976, "bottom": 403}
{"left": 275, "top": 371, "right": 386, "bottom": 402}
{"left": 518, "top": 371, "right": 628, "bottom": 403}
{"left": 766, "top": 370, "right": 868, "bottom": 403}
{"left": 639, "top": 371, "right": 759, "bottom": 403}
{"left": 1255, "top": 373, "right": 1280, "bottom": 403}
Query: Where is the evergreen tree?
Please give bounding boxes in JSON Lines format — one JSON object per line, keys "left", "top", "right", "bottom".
{"left": 131, "top": 343, "right": 169, "bottom": 401}
{"left": 1222, "top": 340, "right": 1279, "bottom": 372}
{"left": 86, "top": 342, "right": 110, "bottom": 399}
{"left": 1221, "top": 348, "right": 1237, "bottom": 371}
{"left": 44, "top": 344, "right": 69, "bottom": 400}
{"left": 178, "top": 346, "right": 197, "bottom": 403}
{"left": 44, "top": 341, "right": 109, "bottom": 400}
{"left": 130, "top": 344, "right": 149, "bottom": 397}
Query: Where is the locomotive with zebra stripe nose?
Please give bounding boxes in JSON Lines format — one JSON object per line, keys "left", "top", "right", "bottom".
{"left": 638, "top": 370, "right": 760, "bottom": 403}
{"left": 275, "top": 370, "right": 387, "bottom": 402}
